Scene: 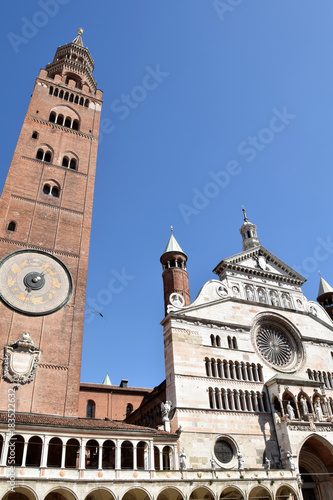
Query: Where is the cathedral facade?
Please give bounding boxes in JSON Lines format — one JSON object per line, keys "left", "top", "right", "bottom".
{"left": 1, "top": 32, "right": 333, "bottom": 500}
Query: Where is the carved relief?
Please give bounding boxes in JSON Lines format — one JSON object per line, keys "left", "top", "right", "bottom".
{"left": 3, "top": 333, "right": 41, "bottom": 385}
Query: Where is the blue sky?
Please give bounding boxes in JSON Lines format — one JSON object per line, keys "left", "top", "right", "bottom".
{"left": 1, "top": 1, "right": 333, "bottom": 389}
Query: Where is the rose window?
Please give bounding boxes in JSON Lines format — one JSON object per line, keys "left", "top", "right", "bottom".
{"left": 254, "top": 321, "right": 303, "bottom": 371}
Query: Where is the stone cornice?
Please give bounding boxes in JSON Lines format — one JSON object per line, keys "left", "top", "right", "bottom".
{"left": 27, "top": 115, "right": 98, "bottom": 140}
{"left": 0, "top": 238, "right": 79, "bottom": 259}
{"left": 11, "top": 194, "right": 84, "bottom": 217}
{"left": 22, "top": 155, "right": 88, "bottom": 177}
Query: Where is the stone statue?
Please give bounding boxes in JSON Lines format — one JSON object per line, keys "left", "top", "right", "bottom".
{"left": 315, "top": 401, "right": 323, "bottom": 421}
{"left": 210, "top": 458, "right": 216, "bottom": 470}
{"left": 179, "top": 448, "right": 186, "bottom": 470}
{"left": 161, "top": 401, "right": 172, "bottom": 421}
{"left": 258, "top": 289, "right": 266, "bottom": 303}
{"left": 265, "top": 457, "right": 271, "bottom": 471}
{"left": 286, "top": 451, "right": 295, "bottom": 471}
{"left": 286, "top": 402, "right": 295, "bottom": 419}
{"left": 246, "top": 287, "right": 254, "bottom": 301}
{"left": 237, "top": 451, "right": 244, "bottom": 471}
{"left": 270, "top": 291, "right": 279, "bottom": 306}
{"left": 273, "top": 409, "right": 281, "bottom": 424}
{"left": 300, "top": 396, "right": 308, "bottom": 416}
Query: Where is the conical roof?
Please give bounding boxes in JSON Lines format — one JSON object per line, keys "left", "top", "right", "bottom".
{"left": 318, "top": 276, "right": 333, "bottom": 296}
{"left": 102, "top": 373, "right": 112, "bottom": 385}
{"left": 72, "top": 28, "right": 84, "bottom": 46}
{"left": 163, "top": 234, "right": 184, "bottom": 254}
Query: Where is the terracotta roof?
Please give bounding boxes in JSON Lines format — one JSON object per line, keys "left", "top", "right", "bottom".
{"left": 80, "top": 382, "right": 152, "bottom": 393}
{"left": 0, "top": 412, "right": 174, "bottom": 436}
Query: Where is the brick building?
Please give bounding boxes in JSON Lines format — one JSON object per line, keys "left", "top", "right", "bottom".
{"left": 1, "top": 31, "right": 333, "bottom": 500}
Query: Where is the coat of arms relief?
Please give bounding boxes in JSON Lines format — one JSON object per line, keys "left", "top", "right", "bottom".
{"left": 3, "top": 332, "right": 41, "bottom": 384}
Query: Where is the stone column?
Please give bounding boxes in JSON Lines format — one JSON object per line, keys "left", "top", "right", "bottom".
{"left": 253, "top": 364, "right": 259, "bottom": 382}
{"left": 253, "top": 393, "right": 259, "bottom": 412}
{"left": 230, "top": 362, "right": 236, "bottom": 380}
{"left": 148, "top": 441, "right": 154, "bottom": 471}
{"left": 219, "top": 362, "right": 224, "bottom": 379}
{"left": 0, "top": 433, "right": 10, "bottom": 466}
{"left": 207, "top": 360, "right": 212, "bottom": 377}
{"left": 225, "top": 362, "right": 231, "bottom": 379}
{"left": 133, "top": 442, "right": 137, "bottom": 470}
{"left": 248, "top": 364, "right": 254, "bottom": 381}
{"left": 79, "top": 439, "right": 86, "bottom": 469}
{"left": 258, "top": 394, "right": 264, "bottom": 412}
{"left": 41, "top": 436, "right": 49, "bottom": 468}
{"left": 173, "top": 445, "right": 178, "bottom": 470}
{"left": 61, "top": 444, "right": 66, "bottom": 469}
{"left": 242, "top": 363, "right": 248, "bottom": 381}
{"left": 213, "top": 360, "right": 218, "bottom": 378}
{"left": 236, "top": 363, "right": 242, "bottom": 380}
{"left": 235, "top": 391, "right": 241, "bottom": 411}
{"left": 223, "top": 390, "right": 229, "bottom": 410}
{"left": 21, "top": 440, "right": 28, "bottom": 467}
{"left": 98, "top": 445, "right": 103, "bottom": 470}
{"left": 229, "top": 391, "right": 235, "bottom": 410}
{"left": 247, "top": 394, "right": 253, "bottom": 412}
{"left": 115, "top": 440, "right": 121, "bottom": 470}
{"left": 258, "top": 365, "right": 263, "bottom": 382}
{"left": 159, "top": 449, "right": 163, "bottom": 470}
{"left": 240, "top": 392, "right": 246, "bottom": 411}
{"left": 217, "top": 389, "right": 223, "bottom": 410}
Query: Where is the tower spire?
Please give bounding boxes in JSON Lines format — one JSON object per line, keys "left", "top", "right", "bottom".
{"left": 317, "top": 275, "right": 333, "bottom": 321}
{"left": 239, "top": 208, "right": 260, "bottom": 251}
{"left": 160, "top": 230, "right": 190, "bottom": 316}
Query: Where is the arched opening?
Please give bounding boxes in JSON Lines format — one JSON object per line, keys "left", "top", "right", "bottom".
{"left": 85, "top": 99, "right": 89, "bottom": 107}
{"left": 122, "top": 488, "right": 150, "bottom": 500}
{"left": 3, "top": 487, "right": 37, "bottom": 500}
{"left": 189, "top": 487, "right": 214, "bottom": 500}
{"left": 7, "top": 434, "right": 24, "bottom": 466}
{"left": 227, "top": 336, "right": 232, "bottom": 349}
{"left": 43, "top": 184, "right": 51, "bottom": 195}
{"left": 32, "top": 131, "right": 38, "bottom": 139}
{"left": 154, "top": 446, "right": 160, "bottom": 469}
{"left": 220, "top": 487, "right": 245, "bottom": 499}
{"left": 86, "top": 439, "right": 99, "bottom": 469}
{"left": 69, "top": 94, "right": 74, "bottom": 102}
{"left": 248, "top": 486, "right": 272, "bottom": 499}
{"left": 210, "top": 334, "right": 215, "bottom": 346}
{"left": 84, "top": 489, "right": 115, "bottom": 500}
{"left": 49, "top": 86, "right": 53, "bottom": 95}
{"left": 299, "top": 435, "right": 333, "bottom": 500}
{"left": 74, "top": 95, "right": 79, "bottom": 104}
{"left": 36, "top": 148, "right": 44, "bottom": 160}
{"left": 59, "top": 90, "right": 64, "bottom": 99}
{"left": 49, "top": 111, "right": 56, "bottom": 123}
{"left": 47, "top": 437, "right": 62, "bottom": 467}
{"left": 26, "top": 436, "right": 42, "bottom": 467}
{"left": 137, "top": 441, "right": 148, "bottom": 470}
{"left": 87, "top": 399, "right": 95, "bottom": 418}
{"left": 62, "top": 156, "right": 69, "bottom": 167}
{"left": 56, "top": 114, "right": 64, "bottom": 126}
{"left": 162, "top": 445, "right": 172, "bottom": 470}
{"left": 79, "top": 97, "right": 84, "bottom": 105}
{"left": 72, "top": 119, "right": 79, "bottom": 131}
{"left": 102, "top": 440, "right": 115, "bottom": 469}
{"left": 121, "top": 440, "right": 133, "bottom": 469}
{"left": 157, "top": 488, "right": 184, "bottom": 500}
{"left": 7, "top": 221, "right": 16, "bottom": 231}
{"left": 53, "top": 88, "right": 59, "bottom": 97}
{"left": 64, "top": 117, "right": 71, "bottom": 128}
{"left": 69, "top": 158, "right": 77, "bottom": 170}
{"left": 275, "top": 485, "right": 297, "bottom": 499}
{"left": 44, "top": 488, "right": 77, "bottom": 500}
{"left": 126, "top": 403, "right": 133, "bottom": 415}
{"left": 216, "top": 335, "right": 221, "bottom": 347}
{"left": 232, "top": 337, "right": 238, "bottom": 349}
{"left": 44, "top": 150, "right": 52, "bottom": 162}
{"left": 65, "top": 438, "right": 80, "bottom": 468}
{"left": 64, "top": 92, "right": 69, "bottom": 101}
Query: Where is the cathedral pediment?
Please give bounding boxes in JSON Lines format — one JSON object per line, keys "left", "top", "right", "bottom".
{"left": 213, "top": 245, "right": 306, "bottom": 286}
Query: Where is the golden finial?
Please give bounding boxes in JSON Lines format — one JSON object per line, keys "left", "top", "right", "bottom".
{"left": 319, "top": 270, "right": 322, "bottom": 277}
{"left": 171, "top": 226, "right": 173, "bottom": 233}
{"left": 242, "top": 206, "right": 248, "bottom": 222}
{"left": 78, "top": 28, "right": 83, "bottom": 35}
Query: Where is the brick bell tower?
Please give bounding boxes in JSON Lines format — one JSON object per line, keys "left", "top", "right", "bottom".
{"left": 160, "top": 228, "right": 190, "bottom": 316}
{"left": 0, "top": 30, "right": 103, "bottom": 417}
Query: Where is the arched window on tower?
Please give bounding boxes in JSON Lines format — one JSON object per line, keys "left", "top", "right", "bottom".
{"left": 36, "top": 149, "right": 44, "bottom": 160}
{"left": 86, "top": 400, "right": 96, "bottom": 418}
{"left": 49, "top": 86, "right": 53, "bottom": 95}
{"left": 69, "top": 158, "right": 77, "bottom": 170}
{"left": 64, "top": 117, "right": 71, "bottom": 128}
{"left": 72, "top": 119, "right": 79, "bottom": 131}
{"left": 7, "top": 221, "right": 16, "bottom": 232}
{"left": 62, "top": 156, "right": 69, "bottom": 168}
{"left": 49, "top": 111, "right": 56, "bottom": 123}
{"left": 43, "top": 183, "right": 59, "bottom": 198}
{"left": 36, "top": 148, "right": 52, "bottom": 163}
{"left": 126, "top": 403, "right": 133, "bottom": 415}
{"left": 44, "top": 151, "right": 52, "bottom": 163}
{"left": 32, "top": 131, "right": 38, "bottom": 139}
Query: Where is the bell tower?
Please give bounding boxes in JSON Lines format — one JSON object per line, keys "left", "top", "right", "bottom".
{"left": 317, "top": 275, "right": 333, "bottom": 321}
{"left": 160, "top": 229, "right": 190, "bottom": 316}
{"left": 0, "top": 30, "right": 103, "bottom": 417}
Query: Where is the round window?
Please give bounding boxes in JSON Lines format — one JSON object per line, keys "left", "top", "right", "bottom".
{"left": 214, "top": 439, "right": 234, "bottom": 464}
{"left": 253, "top": 318, "right": 303, "bottom": 372}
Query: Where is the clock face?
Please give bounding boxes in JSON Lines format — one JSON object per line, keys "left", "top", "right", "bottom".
{"left": 0, "top": 250, "right": 73, "bottom": 315}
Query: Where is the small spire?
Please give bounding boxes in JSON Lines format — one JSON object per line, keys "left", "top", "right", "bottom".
{"left": 242, "top": 206, "right": 248, "bottom": 222}
{"left": 72, "top": 28, "right": 84, "bottom": 46}
{"left": 171, "top": 225, "right": 173, "bottom": 233}
{"left": 318, "top": 276, "right": 333, "bottom": 296}
{"left": 102, "top": 372, "right": 112, "bottom": 385}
